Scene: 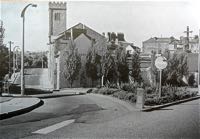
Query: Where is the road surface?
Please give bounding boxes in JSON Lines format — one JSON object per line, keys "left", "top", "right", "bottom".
{"left": 0, "top": 94, "right": 199, "bottom": 139}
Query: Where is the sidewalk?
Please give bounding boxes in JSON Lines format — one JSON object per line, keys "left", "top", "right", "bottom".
{"left": 1, "top": 88, "right": 90, "bottom": 98}
{"left": 28, "top": 88, "right": 90, "bottom": 98}
{"left": 0, "top": 97, "right": 43, "bottom": 120}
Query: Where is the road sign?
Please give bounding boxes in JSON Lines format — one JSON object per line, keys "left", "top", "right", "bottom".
{"left": 155, "top": 56, "right": 167, "bottom": 70}
{"left": 155, "top": 56, "right": 168, "bottom": 98}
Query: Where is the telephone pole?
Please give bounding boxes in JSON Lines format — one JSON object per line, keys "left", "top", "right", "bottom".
{"left": 183, "top": 26, "right": 193, "bottom": 51}
{"left": 198, "top": 30, "right": 200, "bottom": 94}
{"left": 8, "top": 41, "right": 14, "bottom": 77}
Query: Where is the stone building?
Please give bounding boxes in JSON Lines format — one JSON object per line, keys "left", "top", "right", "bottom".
{"left": 179, "top": 36, "right": 199, "bottom": 53}
{"left": 142, "top": 36, "right": 199, "bottom": 54}
{"left": 48, "top": 2, "right": 106, "bottom": 90}
{"left": 142, "top": 37, "right": 178, "bottom": 54}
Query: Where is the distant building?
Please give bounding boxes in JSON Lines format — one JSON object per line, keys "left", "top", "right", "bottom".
{"left": 142, "top": 36, "right": 199, "bottom": 54}
{"left": 142, "top": 37, "right": 178, "bottom": 54}
{"left": 179, "top": 36, "right": 199, "bottom": 53}
{"left": 106, "top": 32, "right": 140, "bottom": 55}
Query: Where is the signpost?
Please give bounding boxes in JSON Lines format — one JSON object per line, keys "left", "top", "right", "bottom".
{"left": 155, "top": 56, "right": 167, "bottom": 97}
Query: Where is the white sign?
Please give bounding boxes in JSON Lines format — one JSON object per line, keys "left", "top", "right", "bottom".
{"left": 155, "top": 56, "right": 167, "bottom": 70}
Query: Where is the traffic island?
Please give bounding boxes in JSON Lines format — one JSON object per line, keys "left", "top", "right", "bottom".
{"left": 142, "top": 95, "right": 200, "bottom": 112}
{"left": 90, "top": 86, "right": 199, "bottom": 112}
{"left": 0, "top": 97, "right": 43, "bottom": 120}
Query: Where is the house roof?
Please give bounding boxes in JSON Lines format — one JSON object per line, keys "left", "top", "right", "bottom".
{"left": 118, "top": 41, "right": 140, "bottom": 51}
{"left": 55, "top": 23, "right": 105, "bottom": 41}
{"left": 143, "top": 37, "right": 179, "bottom": 44}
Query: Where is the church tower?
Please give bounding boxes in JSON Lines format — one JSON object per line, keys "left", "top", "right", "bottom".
{"left": 48, "top": 2, "right": 66, "bottom": 91}
{"left": 49, "top": 2, "right": 66, "bottom": 40}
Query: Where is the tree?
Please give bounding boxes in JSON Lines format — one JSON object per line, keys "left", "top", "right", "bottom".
{"left": 116, "top": 46, "right": 129, "bottom": 83}
{"left": 100, "top": 44, "right": 129, "bottom": 86}
{"left": 64, "top": 41, "right": 81, "bottom": 87}
{"left": 85, "top": 45, "right": 100, "bottom": 87}
{"left": 80, "top": 70, "right": 87, "bottom": 87}
{"left": 0, "top": 45, "right": 9, "bottom": 80}
{"left": 150, "top": 50, "right": 158, "bottom": 87}
{"left": 24, "top": 55, "right": 33, "bottom": 68}
{"left": 188, "top": 74, "right": 195, "bottom": 87}
{"left": 0, "top": 21, "right": 9, "bottom": 80}
{"left": 162, "top": 52, "right": 188, "bottom": 86}
{"left": 131, "top": 50, "right": 142, "bottom": 84}
{"left": 101, "top": 50, "right": 117, "bottom": 85}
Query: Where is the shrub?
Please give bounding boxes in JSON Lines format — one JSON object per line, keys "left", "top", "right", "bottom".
{"left": 94, "top": 87, "right": 118, "bottom": 95}
{"left": 92, "top": 88, "right": 99, "bottom": 94}
{"left": 161, "top": 85, "right": 177, "bottom": 97}
{"left": 87, "top": 88, "right": 93, "bottom": 93}
{"left": 103, "top": 88, "right": 118, "bottom": 95}
{"left": 97, "top": 87, "right": 108, "bottom": 94}
{"left": 124, "top": 93, "right": 136, "bottom": 102}
{"left": 121, "top": 83, "right": 137, "bottom": 94}
{"left": 113, "top": 90, "right": 127, "bottom": 99}
{"left": 145, "top": 88, "right": 198, "bottom": 106}
{"left": 145, "top": 97, "right": 158, "bottom": 106}
{"left": 145, "top": 86, "right": 156, "bottom": 94}
{"left": 188, "top": 74, "right": 195, "bottom": 87}
{"left": 108, "top": 84, "right": 118, "bottom": 89}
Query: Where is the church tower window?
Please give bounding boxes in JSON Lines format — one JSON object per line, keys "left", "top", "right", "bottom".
{"left": 54, "top": 13, "right": 61, "bottom": 21}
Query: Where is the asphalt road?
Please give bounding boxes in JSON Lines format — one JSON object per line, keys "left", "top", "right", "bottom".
{"left": 0, "top": 94, "right": 199, "bottom": 139}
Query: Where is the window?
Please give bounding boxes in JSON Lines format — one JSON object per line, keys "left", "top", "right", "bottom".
{"left": 54, "top": 13, "right": 61, "bottom": 21}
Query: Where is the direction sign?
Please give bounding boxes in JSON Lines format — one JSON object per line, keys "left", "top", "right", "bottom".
{"left": 155, "top": 56, "right": 167, "bottom": 70}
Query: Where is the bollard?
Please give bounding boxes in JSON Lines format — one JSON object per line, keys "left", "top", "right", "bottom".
{"left": 136, "top": 88, "right": 144, "bottom": 109}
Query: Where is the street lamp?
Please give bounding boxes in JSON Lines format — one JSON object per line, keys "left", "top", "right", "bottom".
{"left": 20, "top": 3, "right": 37, "bottom": 96}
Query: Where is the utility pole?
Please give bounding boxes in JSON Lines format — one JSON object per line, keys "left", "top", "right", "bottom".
{"left": 198, "top": 30, "right": 200, "bottom": 95}
{"left": 8, "top": 41, "right": 14, "bottom": 77}
{"left": 184, "top": 26, "right": 193, "bottom": 51}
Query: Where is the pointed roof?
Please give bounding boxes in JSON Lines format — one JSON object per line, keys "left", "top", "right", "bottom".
{"left": 55, "top": 23, "right": 105, "bottom": 41}
{"left": 143, "top": 37, "right": 179, "bottom": 44}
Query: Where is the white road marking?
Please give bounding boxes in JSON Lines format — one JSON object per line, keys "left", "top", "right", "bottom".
{"left": 32, "top": 119, "right": 75, "bottom": 134}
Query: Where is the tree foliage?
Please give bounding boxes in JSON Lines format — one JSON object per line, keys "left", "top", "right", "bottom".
{"left": 101, "top": 45, "right": 129, "bottom": 85}
{"left": 188, "top": 74, "right": 195, "bottom": 87}
{"left": 116, "top": 47, "right": 129, "bottom": 83}
{"left": 131, "top": 50, "right": 142, "bottom": 84}
{"left": 162, "top": 52, "right": 188, "bottom": 86}
{"left": 80, "top": 70, "right": 87, "bottom": 87}
{"left": 64, "top": 41, "right": 81, "bottom": 87}
{"left": 0, "top": 45, "right": 9, "bottom": 80}
{"left": 85, "top": 45, "right": 101, "bottom": 86}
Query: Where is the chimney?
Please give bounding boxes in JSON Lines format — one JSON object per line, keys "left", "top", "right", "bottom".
{"left": 107, "top": 32, "right": 111, "bottom": 41}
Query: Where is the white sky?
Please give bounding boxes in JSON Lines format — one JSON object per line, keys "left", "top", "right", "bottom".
{"left": 1, "top": 0, "right": 200, "bottom": 51}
